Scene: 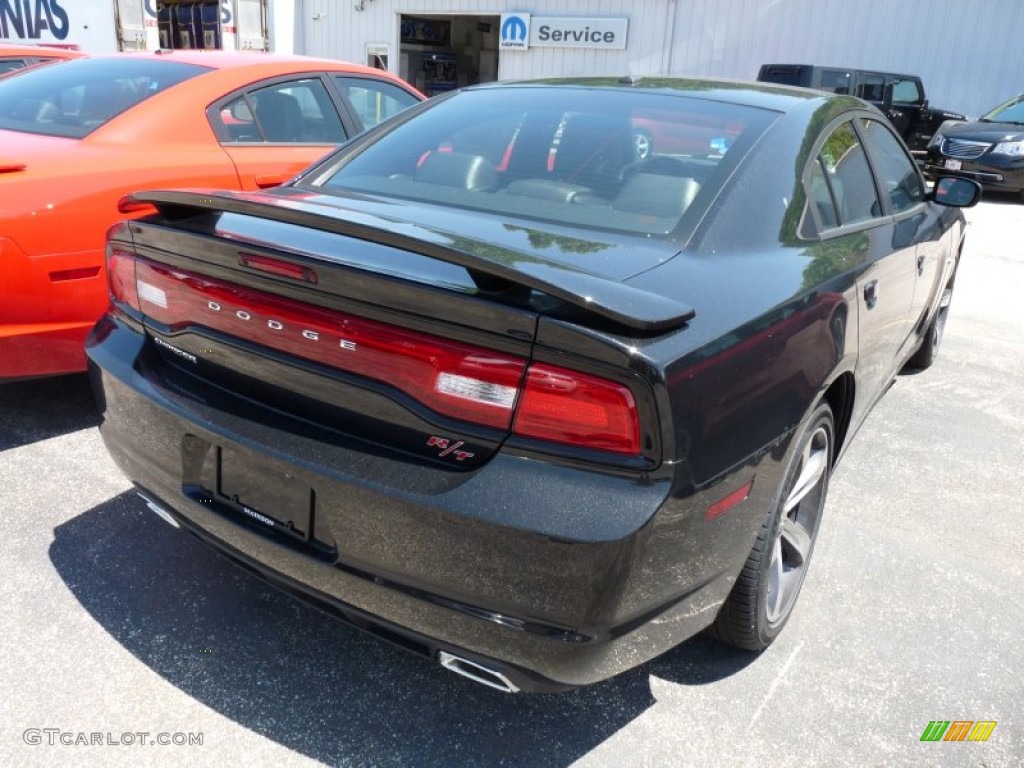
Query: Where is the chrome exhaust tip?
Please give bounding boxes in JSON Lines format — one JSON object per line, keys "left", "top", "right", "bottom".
{"left": 137, "top": 492, "right": 180, "bottom": 529}
{"left": 438, "top": 651, "right": 519, "bottom": 693}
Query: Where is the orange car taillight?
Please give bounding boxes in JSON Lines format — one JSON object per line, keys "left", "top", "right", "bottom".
{"left": 117, "top": 254, "right": 641, "bottom": 455}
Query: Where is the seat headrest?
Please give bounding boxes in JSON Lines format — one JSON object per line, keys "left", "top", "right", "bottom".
{"left": 417, "top": 151, "right": 498, "bottom": 191}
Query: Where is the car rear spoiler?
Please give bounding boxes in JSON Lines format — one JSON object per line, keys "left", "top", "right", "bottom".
{"left": 127, "top": 189, "right": 696, "bottom": 333}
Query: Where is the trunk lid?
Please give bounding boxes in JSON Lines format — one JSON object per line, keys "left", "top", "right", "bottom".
{"left": 134, "top": 186, "right": 693, "bottom": 327}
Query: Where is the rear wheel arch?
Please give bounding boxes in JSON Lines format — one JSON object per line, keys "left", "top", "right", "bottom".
{"left": 951, "top": 235, "right": 965, "bottom": 287}
{"left": 909, "top": 235, "right": 963, "bottom": 370}
{"left": 710, "top": 400, "right": 835, "bottom": 649}
{"left": 822, "top": 372, "right": 855, "bottom": 465}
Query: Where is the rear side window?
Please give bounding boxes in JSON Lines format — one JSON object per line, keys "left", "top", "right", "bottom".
{"left": 802, "top": 157, "right": 839, "bottom": 237}
{"left": 0, "top": 57, "right": 208, "bottom": 138}
{"left": 218, "top": 78, "right": 347, "bottom": 144}
{"left": 332, "top": 76, "right": 420, "bottom": 130}
{"left": 817, "top": 120, "right": 881, "bottom": 226}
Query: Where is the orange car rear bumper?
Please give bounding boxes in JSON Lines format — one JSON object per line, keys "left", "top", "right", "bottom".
{"left": 0, "top": 321, "right": 95, "bottom": 379}
{"left": 1, "top": 237, "right": 106, "bottom": 378}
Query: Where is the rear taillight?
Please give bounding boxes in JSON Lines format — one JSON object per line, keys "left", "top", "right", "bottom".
{"left": 107, "top": 248, "right": 140, "bottom": 312}
{"left": 117, "top": 253, "right": 642, "bottom": 456}
{"left": 136, "top": 260, "right": 526, "bottom": 430}
{"left": 514, "top": 364, "right": 640, "bottom": 454}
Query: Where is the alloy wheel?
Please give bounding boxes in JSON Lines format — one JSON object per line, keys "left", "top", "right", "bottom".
{"left": 765, "top": 423, "right": 831, "bottom": 624}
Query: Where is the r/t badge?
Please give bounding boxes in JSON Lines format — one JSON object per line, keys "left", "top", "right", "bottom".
{"left": 426, "top": 436, "right": 475, "bottom": 462}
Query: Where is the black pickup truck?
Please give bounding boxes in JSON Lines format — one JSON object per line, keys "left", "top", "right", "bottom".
{"left": 758, "top": 64, "right": 966, "bottom": 156}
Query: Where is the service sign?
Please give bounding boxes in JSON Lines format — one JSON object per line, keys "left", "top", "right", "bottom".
{"left": 532, "top": 17, "right": 628, "bottom": 50}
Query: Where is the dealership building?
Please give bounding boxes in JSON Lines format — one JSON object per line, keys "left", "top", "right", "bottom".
{"left": 5, "top": 0, "right": 1022, "bottom": 118}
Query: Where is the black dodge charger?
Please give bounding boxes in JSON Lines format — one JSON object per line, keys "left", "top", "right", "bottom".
{"left": 87, "top": 77, "right": 979, "bottom": 692}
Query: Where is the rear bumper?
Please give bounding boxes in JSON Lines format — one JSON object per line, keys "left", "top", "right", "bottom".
{"left": 0, "top": 321, "right": 93, "bottom": 379}
{"left": 87, "top": 314, "right": 767, "bottom": 690}
{"left": 0, "top": 236, "right": 106, "bottom": 378}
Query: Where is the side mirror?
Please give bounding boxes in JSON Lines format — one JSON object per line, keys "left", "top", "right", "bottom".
{"left": 931, "top": 176, "right": 982, "bottom": 208}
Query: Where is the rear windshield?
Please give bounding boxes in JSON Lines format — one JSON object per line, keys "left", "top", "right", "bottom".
{"left": 758, "top": 66, "right": 807, "bottom": 86}
{"left": 303, "top": 86, "right": 777, "bottom": 237}
{"left": 0, "top": 57, "right": 208, "bottom": 138}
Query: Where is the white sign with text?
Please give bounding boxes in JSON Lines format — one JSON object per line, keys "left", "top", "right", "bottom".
{"left": 531, "top": 17, "right": 628, "bottom": 50}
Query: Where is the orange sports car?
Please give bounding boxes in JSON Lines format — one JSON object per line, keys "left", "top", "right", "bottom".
{"left": 0, "top": 50, "right": 422, "bottom": 379}
{"left": 0, "top": 43, "right": 85, "bottom": 76}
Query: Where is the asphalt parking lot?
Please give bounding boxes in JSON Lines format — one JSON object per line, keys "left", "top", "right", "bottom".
{"left": 2, "top": 196, "right": 1022, "bottom": 768}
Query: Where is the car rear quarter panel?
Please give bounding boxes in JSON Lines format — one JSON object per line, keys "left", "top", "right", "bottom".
{"left": 630, "top": 102, "right": 860, "bottom": 471}
{"left": 607, "top": 103, "right": 865, "bottom": 607}
{"left": 1, "top": 146, "right": 238, "bottom": 312}
{"left": 0, "top": 133, "right": 238, "bottom": 375}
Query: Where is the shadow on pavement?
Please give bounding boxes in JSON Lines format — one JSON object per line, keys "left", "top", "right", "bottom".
{"left": 979, "top": 189, "right": 1023, "bottom": 206}
{"left": 0, "top": 374, "right": 99, "bottom": 451}
{"left": 50, "top": 491, "right": 758, "bottom": 766}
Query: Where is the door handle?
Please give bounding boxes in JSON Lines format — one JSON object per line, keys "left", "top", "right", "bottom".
{"left": 864, "top": 280, "right": 878, "bottom": 309}
{"left": 916, "top": 254, "right": 925, "bottom": 275}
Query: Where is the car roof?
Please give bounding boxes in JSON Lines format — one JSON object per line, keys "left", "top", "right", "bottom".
{"left": 761, "top": 63, "right": 919, "bottom": 79}
{"left": 22, "top": 51, "right": 420, "bottom": 146}
{"left": 97, "top": 49, "right": 393, "bottom": 78}
{"left": 471, "top": 75, "right": 833, "bottom": 113}
{"left": 0, "top": 43, "right": 85, "bottom": 59}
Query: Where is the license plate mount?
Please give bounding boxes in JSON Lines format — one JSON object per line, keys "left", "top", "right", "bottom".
{"left": 217, "top": 447, "right": 314, "bottom": 544}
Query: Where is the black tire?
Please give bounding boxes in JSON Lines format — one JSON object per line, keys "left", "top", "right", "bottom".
{"left": 710, "top": 403, "right": 834, "bottom": 651}
{"left": 909, "top": 284, "right": 953, "bottom": 370}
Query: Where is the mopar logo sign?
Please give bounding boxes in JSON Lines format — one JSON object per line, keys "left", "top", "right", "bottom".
{"left": 499, "top": 13, "right": 530, "bottom": 50}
